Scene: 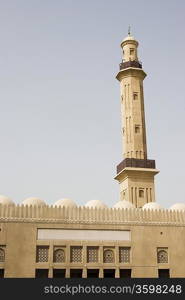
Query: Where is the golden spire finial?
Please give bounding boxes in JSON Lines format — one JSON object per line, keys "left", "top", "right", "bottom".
{"left": 128, "top": 25, "right": 131, "bottom": 36}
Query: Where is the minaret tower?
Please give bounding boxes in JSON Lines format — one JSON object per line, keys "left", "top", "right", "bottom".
{"left": 115, "top": 30, "right": 159, "bottom": 208}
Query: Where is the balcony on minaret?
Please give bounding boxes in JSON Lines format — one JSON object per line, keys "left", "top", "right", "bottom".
{"left": 116, "top": 158, "right": 156, "bottom": 174}
{"left": 119, "top": 60, "right": 142, "bottom": 70}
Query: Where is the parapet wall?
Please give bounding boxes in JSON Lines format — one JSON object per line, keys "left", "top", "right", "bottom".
{"left": 0, "top": 204, "right": 185, "bottom": 226}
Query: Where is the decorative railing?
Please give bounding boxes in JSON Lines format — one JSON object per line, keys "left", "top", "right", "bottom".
{"left": 117, "top": 158, "right": 156, "bottom": 174}
{"left": 119, "top": 60, "right": 142, "bottom": 70}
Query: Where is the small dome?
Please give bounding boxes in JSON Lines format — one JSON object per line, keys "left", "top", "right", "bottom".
{"left": 123, "top": 34, "right": 135, "bottom": 42}
{"left": 142, "top": 202, "right": 163, "bottom": 210}
{"left": 169, "top": 203, "right": 185, "bottom": 211}
{"left": 22, "top": 197, "right": 46, "bottom": 206}
{"left": 113, "top": 200, "right": 135, "bottom": 209}
{"left": 54, "top": 198, "right": 77, "bottom": 208}
{"left": 85, "top": 199, "right": 108, "bottom": 209}
{"left": 0, "top": 195, "right": 14, "bottom": 205}
{"left": 121, "top": 34, "right": 138, "bottom": 47}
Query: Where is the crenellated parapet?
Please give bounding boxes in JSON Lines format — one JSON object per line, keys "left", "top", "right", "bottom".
{"left": 0, "top": 204, "right": 185, "bottom": 226}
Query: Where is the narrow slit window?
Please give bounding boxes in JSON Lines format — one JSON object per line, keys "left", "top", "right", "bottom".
{"left": 139, "top": 189, "right": 144, "bottom": 198}
{"left": 135, "top": 125, "right": 140, "bottom": 133}
{"left": 130, "top": 48, "right": 134, "bottom": 55}
{"left": 133, "top": 92, "right": 138, "bottom": 100}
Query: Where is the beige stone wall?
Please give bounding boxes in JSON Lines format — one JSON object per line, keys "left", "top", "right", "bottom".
{"left": 0, "top": 205, "right": 185, "bottom": 278}
{"left": 118, "top": 68, "right": 147, "bottom": 160}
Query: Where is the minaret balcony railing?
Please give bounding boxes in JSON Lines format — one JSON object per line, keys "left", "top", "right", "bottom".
{"left": 119, "top": 60, "right": 142, "bottom": 70}
{"left": 116, "top": 158, "right": 156, "bottom": 174}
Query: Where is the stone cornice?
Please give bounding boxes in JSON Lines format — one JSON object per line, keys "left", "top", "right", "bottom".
{"left": 116, "top": 67, "right": 147, "bottom": 81}
{"left": 0, "top": 217, "right": 185, "bottom": 227}
{"left": 114, "top": 167, "right": 159, "bottom": 181}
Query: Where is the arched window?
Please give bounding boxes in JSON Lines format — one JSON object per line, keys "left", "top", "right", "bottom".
{"left": 157, "top": 250, "right": 168, "bottom": 263}
{"left": 139, "top": 189, "right": 144, "bottom": 198}
{"left": 0, "top": 248, "right": 5, "bottom": 262}
{"left": 103, "top": 249, "right": 114, "bottom": 263}
{"left": 53, "top": 249, "right": 65, "bottom": 263}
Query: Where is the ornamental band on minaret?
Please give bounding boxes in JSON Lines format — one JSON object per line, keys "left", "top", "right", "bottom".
{"left": 115, "top": 31, "right": 159, "bottom": 208}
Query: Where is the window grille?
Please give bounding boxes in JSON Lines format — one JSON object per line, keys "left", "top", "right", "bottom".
{"left": 87, "top": 247, "right": 99, "bottom": 263}
{"left": 53, "top": 249, "right": 65, "bottom": 263}
{"left": 70, "top": 246, "right": 82, "bottom": 263}
{"left": 36, "top": 246, "right": 49, "bottom": 262}
{"left": 0, "top": 248, "right": 5, "bottom": 262}
{"left": 119, "top": 247, "right": 130, "bottom": 263}
{"left": 103, "top": 249, "right": 114, "bottom": 263}
{"left": 157, "top": 249, "right": 168, "bottom": 263}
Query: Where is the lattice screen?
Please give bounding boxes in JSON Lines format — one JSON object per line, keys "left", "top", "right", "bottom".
{"left": 53, "top": 248, "right": 65, "bottom": 263}
{"left": 87, "top": 247, "right": 99, "bottom": 263}
{"left": 36, "top": 246, "right": 49, "bottom": 262}
{"left": 119, "top": 247, "right": 130, "bottom": 263}
{"left": 157, "top": 249, "right": 168, "bottom": 263}
{"left": 70, "top": 246, "right": 82, "bottom": 263}
{"left": 103, "top": 249, "right": 114, "bottom": 263}
{"left": 0, "top": 247, "right": 5, "bottom": 262}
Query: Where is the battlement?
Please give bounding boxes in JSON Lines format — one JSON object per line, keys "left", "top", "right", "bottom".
{"left": 0, "top": 204, "right": 185, "bottom": 226}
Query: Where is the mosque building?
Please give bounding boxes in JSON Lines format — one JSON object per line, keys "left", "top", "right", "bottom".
{"left": 0, "top": 32, "right": 185, "bottom": 278}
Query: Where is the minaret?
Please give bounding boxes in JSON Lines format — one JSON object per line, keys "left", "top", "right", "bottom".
{"left": 114, "top": 30, "right": 159, "bottom": 208}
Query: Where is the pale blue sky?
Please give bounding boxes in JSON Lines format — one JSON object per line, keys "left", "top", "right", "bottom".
{"left": 0, "top": 0, "right": 185, "bottom": 208}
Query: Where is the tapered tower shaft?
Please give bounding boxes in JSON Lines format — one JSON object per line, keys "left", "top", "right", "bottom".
{"left": 115, "top": 32, "right": 159, "bottom": 208}
{"left": 117, "top": 34, "right": 147, "bottom": 159}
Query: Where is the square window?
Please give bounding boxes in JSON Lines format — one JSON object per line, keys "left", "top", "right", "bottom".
{"left": 119, "top": 247, "right": 130, "bottom": 263}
